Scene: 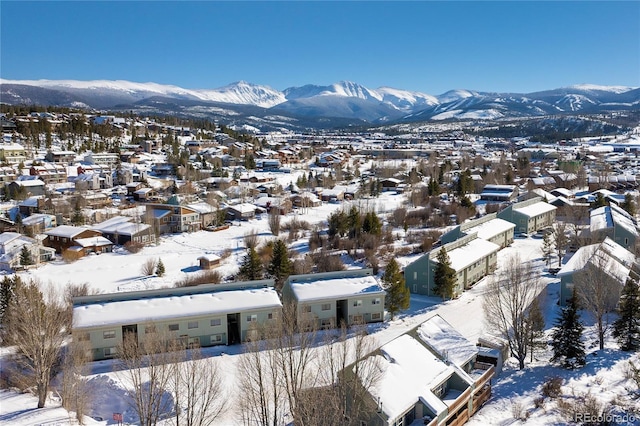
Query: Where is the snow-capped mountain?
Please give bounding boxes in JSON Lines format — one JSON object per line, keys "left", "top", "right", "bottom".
{"left": 1, "top": 78, "right": 638, "bottom": 126}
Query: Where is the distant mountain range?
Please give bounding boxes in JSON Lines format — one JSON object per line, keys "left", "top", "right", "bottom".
{"left": 1, "top": 79, "right": 639, "bottom": 130}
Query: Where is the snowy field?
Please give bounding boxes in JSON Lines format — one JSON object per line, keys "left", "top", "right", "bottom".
{"left": 2, "top": 194, "right": 640, "bottom": 425}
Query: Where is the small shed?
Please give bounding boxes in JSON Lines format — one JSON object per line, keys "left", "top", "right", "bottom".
{"left": 198, "top": 254, "right": 221, "bottom": 270}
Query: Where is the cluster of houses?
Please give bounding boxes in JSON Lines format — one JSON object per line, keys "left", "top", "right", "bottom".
{"left": 71, "top": 268, "right": 500, "bottom": 426}
{"left": 404, "top": 196, "right": 556, "bottom": 298}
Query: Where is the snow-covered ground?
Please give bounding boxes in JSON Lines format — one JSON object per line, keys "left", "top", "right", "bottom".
{"left": 2, "top": 200, "right": 640, "bottom": 425}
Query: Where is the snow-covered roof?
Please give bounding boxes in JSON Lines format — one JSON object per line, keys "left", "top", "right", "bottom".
{"left": 557, "top": 237, "right": 635, "bottom": 283}
{"left": 434, "top": 238, "right": 500, "bottom": 272}
{"left": 228, "top": 203, "right": 256, "bottom": 214}
{"left": 513, "top": 201, "right": 556, "bottom": 218}
{"left": 367, "top": 334, "right": 453, "bottom": 421}
{"left": 590, "top": 204, "right": 639, "bottom": 237}
{"left": 74, "top": 236, "right": 113, "bottom": 248}
{"left": 198, "top": 254, "right": 221, "bottom": 262}
{"left": 417, "top": 315, "right": 478, "bottom": 367}
{"left": 464, "top": 218, "right": 515, "bottom": 241}
{"left": 45, "top": 225, "right": 93, "bottom": 238}
{"left": 73, "top": 287, "right": 282, "bottom": 329}
{"left": 289, "top": 274, "right": 384, "bottom": 302}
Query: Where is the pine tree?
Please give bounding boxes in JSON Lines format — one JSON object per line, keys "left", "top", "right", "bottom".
{"left": 268, "top": 239, "right": 292, "bottom": 290}
{"left": 382, "top": 258, "right": 410, "bottom": 320}
{"left": 612, "top": 277, "right": 640, "bottom": 351}
{"left": 0, "top": 275, "right": 20, "bottom": 324}
{"left": 433, "top": 247, "right": 456, "bottom": 300}
{"left": 551, "top": 295, "right": 585, "bottom": 368}
{"left": 19, "top": 245, "right": 33, "bottom": 266}
{"left": 525, "top": 297, "right": 546, "bottom": 362}
{"left": 238, "top": 247, "right": 263, "bottom": 281}
{"left": 155, "top": 258, "right": 165, "bottom": 277}
{"left": 622, "top": 193, "right": 637, "bottom": 217}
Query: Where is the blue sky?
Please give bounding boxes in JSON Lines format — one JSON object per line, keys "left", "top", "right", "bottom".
{"left": 1, "top": 1, "right": 638, "bottom": 95}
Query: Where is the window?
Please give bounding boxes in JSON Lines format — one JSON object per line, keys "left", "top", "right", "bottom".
{"left": 168, "top": 324, "right": 179, "bottom": 331}
{"left": 188, "top": 321, "right": 199, "bottom": 329}
{"left": 210, "top": 318, "right": 221, "bottom": 327}
{"left": 302, "top": 305, "right": 311, "bottom": 313}
{"left": 320, "top": 318, "right": 333, "bottom": 328}
{"left": 371, "top": 313, "right": 382, "bottom": 320}
{"left": 372, "top": 298, "right": 381, "bottom": 305}
{"left": 76, "top": 332, "right": 90, "bottom": 342}
{"left": 353, "top": 300, "right": 362, "bottom": 307}
{"left": 103, "top": 330, "right": 116, "bottom": 339}
{"left": 210, "top": 334, "right": 223, "bottom": 344}
{"left": 247, "top": 314, "right": 257, "bottom": 322}
{"left": 145, "top": 325, "right": 157, "bottom": 334}
{"left": 321, "top": 303, "right": 331, "bottom": 311}
{"left": 188, "top": 337, "right": 200, "bottom": 348}
{"left": 267, "top": 313, "right": 273, "bottom": 320}
{"left": 104, "top": 347, "right": 116, "bottom": 357}
{"left": 352, "top": 315, "right": 363, "bottom": 323}
{"left": 413, "top": 272, "right": 417, "bottom": 280}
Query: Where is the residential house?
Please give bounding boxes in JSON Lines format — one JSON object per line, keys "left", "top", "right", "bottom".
{"left": 43, "top": 225, "right": 108, "bottom": 254}
{"left": 0, "top": 143, "right": 26, "bottom": 164}
{"left": 92, "top": 216, "right": 156, "bottom": 246}
{"left": 351, "top": 316, "right": 495, "bottom": 426}
{"left": 7, "top": 178, "right": 46, "bottom": 197}
{"left": 585, "top": 203, "right": 639, "bottom": 251}
{"left": 282, "top": 269, "right": 385, "bottom": 328}
{"left": 227, "top": 203, "right": 257, "bottom": 221}
{"left": 145, "top": 204, "right": 201, "bottom": 234}
{"left": 557, "top": 237, "right": 637, "bottom": 306}
{"left": 439, "top": 213, "right": 515, "bottom": 249}
{"left": 133, "top": 187, "right": 158, "bottom": 202}
{"left": 0, "top": 232, "right": 55, "bottom": 271}
{"left": 290, "top": 192, "right": 322, "bottom": 208}
{"left": 497, "top": 197, "right": 556, "bottom": 234}
{"left": 404, "top": 234, "right": 500, "bottom": 296}
{"left": 254, "top": 196, "right": 292, "bottom": 215}
{"left": 21, "top": 213, "right": 56, "bottom": 235}
{"left": 72, "top": 280, "right": 282, "bottom": 361}
{"left": 45, "top": 150, "right": 76, "bottom": 164}
{"left": 479, "top": 184, "right": 518, "bottom": 203}
{"left": 18, "top": 196, "right": 46, "bottom": 217}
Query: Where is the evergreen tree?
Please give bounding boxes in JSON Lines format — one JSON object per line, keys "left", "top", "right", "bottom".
{"left": 155, "top": 258, "right": 165, "bottom": 277}
{"left": 433, "top": 247, "right": 456, "bottom": 300}
{"left": 382, "top": 258, "right": 410, "bottom": 320}
{"left": 362, "top": 211, "right": 382, "bottom": 236}
{"left": 622, "top": 193, "right": 637, "bottom": 217}
{"left": 427, "top": 177, "right": 440, "bottom": 196}
{"left": 612, "top": 277, "right": 640, "bottom": 351}
{"left": 0, "top": 275, "right": 20, "bottom": 325}
{"left": 238, "top": 247, "right": 263, "bottom": 281}
{"left": 268, "top": 239, "right": 292, "bottom": 290}
{"left": 525, "top": 297, "right": 546, "bottom": 362}
{"left": 347, "top": 206, "right": 361, "bottom": 239}
{"left": 592, "top": 192, "right": 607, "bottom": 209}
{"left": 551, "top": 295, "right": 586, "bottom": 368}
{"left": 19, "top": 245, "right": 33, "bottom": 266}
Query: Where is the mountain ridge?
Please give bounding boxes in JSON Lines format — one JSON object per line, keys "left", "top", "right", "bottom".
{"left": 1, "top": 78, "right": 638, "bottom": 127}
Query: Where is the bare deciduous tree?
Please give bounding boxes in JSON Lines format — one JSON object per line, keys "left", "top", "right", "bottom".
{"left": 575, "top": 249, "right": 623, "bottom": 351}
{"left": 4, "top": 280, "right": 68, "bottom": 408}
{"left": 244, "top": 230, "right": 259, "bottom": 251}
{"left": 60, "top": 336, "right": 92, "bottom": 424}
{"left": 268, "top": 209, "right": 281, "bottom": 236}
{"left": 301, "top": 321, "right": 382, "bottom": 425}
{"left": 553, "top": 222, "right": 569, "bottom": 267}
{"left": 484, "top": 255, "right": 542, "bottom": 370}
{"left": 236, "top": 323, "right": 287, "bottom": 426}
{"left": 172, "top": 346, "right": 227, "bottom": 426}
{"left": 117, "top": 328, "right": 181, "bottom": 426}
{"left": 141, "top": 258, "right": 158, "bottom": 276}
